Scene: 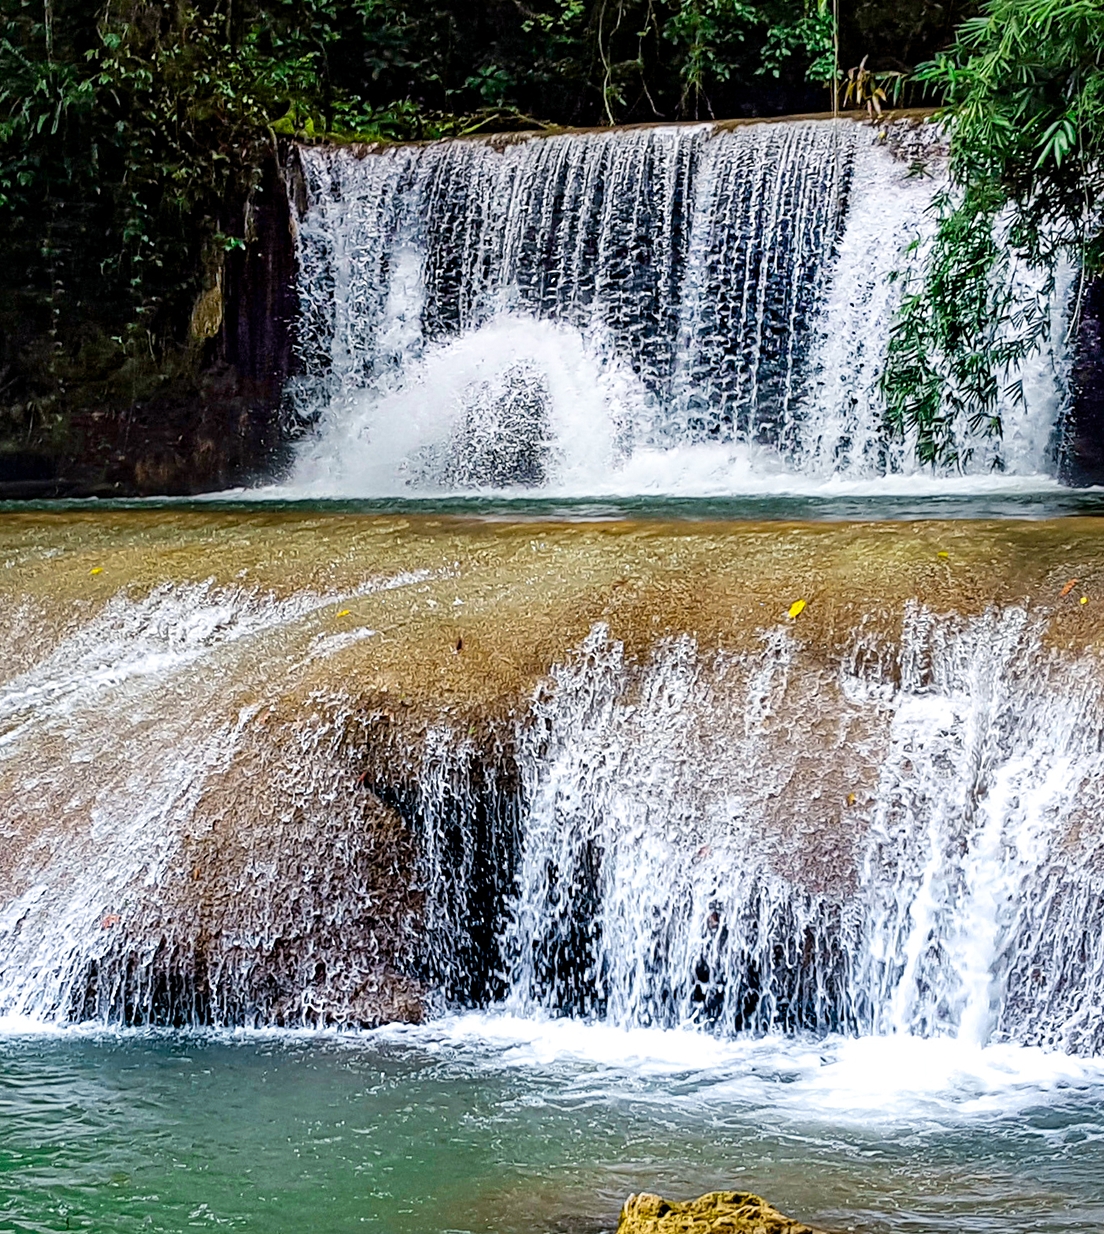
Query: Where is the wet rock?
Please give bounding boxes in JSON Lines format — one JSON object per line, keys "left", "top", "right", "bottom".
{"left": 1065, "top": 275, "right": 1104, "bottom": 486}
{"left": 422, "top": 361, "right": 551, "bottom": 489}
{"left": 0, "top": 150, "right": 298, "bottom": 499}
{"left": 617, "top": 1190, "right": 829, "bottom": 1234}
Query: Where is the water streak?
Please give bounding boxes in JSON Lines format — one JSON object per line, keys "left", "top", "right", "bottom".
{"left": 4, "top": 578, "right": 1104, "bottom": 1052}
{"left": 494, "top": 614, "right": 1104, "bottom": 1052}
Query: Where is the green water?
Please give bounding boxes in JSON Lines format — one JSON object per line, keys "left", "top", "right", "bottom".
{"left": 7, "top": 488, "right": 1104, "bottom": 523}
{"left": 4, "top": 1017, "right": 1104, "bottom": 1234}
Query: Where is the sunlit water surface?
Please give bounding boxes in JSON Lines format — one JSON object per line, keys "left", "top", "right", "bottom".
{"left": 4, "top": 1014, "right": 1104, "bottom": 1234}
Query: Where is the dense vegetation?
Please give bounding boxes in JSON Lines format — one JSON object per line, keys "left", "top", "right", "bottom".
{"left": 882, "top": 0, "right": 1104, "bottom": 467}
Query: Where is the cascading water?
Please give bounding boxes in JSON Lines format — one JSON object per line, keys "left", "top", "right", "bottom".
{"left": 6, "top": 113, "right": 1104, "bottom": 1234}
{"left": 4, "top": 519, "right": 1104, "bottom": 1057}
{"left": 4, "top": 533, "right": 1104, "bottom": 1054}
{"left": 424, "top": 612, "right": 1104, "bottom": 1054}
{"left": 0, "top": 570, "right": 434, "bottom": 1027}
{"left": 282, "top": 119, "right": 1069, "bottom": 497}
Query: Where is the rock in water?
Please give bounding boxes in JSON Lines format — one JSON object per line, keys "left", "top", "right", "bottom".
{"left": 617, "top": 1190, "right": 829, "bottom": 1234}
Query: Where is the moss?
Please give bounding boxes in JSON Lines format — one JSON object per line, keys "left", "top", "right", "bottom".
{"left": 618, "top": 1191, "right": 827, "bottom": 1234}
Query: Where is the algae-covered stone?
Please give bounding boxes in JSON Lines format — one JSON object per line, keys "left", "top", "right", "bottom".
{"left": 617, "top": 1190, "right": 829, "bottom": 1234}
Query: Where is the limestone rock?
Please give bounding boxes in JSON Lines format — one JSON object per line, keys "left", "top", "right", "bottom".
{"left": 616, "top": 1190, "right": 830, "bottom": 1234}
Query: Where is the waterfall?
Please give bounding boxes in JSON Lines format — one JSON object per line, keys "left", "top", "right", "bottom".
{"left": 0, "top": 573, "right": 433, "bottom": 1027}
{"left": 2, "top": 552, "right": 1104, "bottom": 1051}
{"left": 283, "top": 119, "right": 1069, "bottom": 496}
{"left": 487, "top": 614, "right": 1104, "bottom": 1052}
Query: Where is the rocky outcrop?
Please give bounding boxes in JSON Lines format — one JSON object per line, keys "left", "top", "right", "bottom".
{"left": 0, "top": 150, "right": 300, "bottom": 500}
{"left": 617, "top": 1191, "right": 829, "bottom": 1234}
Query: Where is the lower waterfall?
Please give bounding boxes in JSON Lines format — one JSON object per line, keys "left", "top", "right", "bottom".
{"left": 3, "top": 519, "right": 1104, "bottom": 1054}
{"left": 435, "top": 614, "right": 1104, "bottom": 1054}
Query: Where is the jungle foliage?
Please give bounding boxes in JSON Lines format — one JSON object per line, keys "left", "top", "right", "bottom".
{"left": 882, "top": 0, "right": 1104, "bottom": 468}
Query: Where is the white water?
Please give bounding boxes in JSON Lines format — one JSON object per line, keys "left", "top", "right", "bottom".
{"left": 423, "top": 613, "right": 1104, "bottom": 1054}
{"left": 0, "top": 571, "right": 428, "bottom": 1024}
{"left": 5, "top": 588, "right": 1104, "bottom": 1053}
{"left": 4, "top": 575, "right": 1104, "bottom": 1063}
{"left": 279, "top": 120, "right": 1070, "bottom": 499}
{"left": 383, "top": 1009, "right": 1104, "bottom": 1126}
{"left": 4, "top": 1004, "right": 1101, "bottom": 1133}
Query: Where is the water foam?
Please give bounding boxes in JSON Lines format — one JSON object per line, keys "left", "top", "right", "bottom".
{"left": 379, "top": 1009, "right": 1104, "bottom": 1125}
{"left": 289, "top": 316, "right": 637, "bottom": 496}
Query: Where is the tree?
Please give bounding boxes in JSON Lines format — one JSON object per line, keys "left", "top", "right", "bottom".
{"left": 881, "top": 0, "right": 1104, "bottom": 468}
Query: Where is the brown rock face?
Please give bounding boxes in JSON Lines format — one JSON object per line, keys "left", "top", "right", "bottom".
{"left": 617, "top": 1190, "right": 829, "bottom": 1234}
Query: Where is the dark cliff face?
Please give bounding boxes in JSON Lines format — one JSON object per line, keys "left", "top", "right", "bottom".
{"left": 1062, "top": 277, "right": 1104, "bottom": 487}
{"left": 0, "top": 152, "right": 300, "bottom": 500}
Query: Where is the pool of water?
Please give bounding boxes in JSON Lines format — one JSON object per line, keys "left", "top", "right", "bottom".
{"left": 4, "top": 1014, "right": 1104, "bottom": 1234}
{"left": 6, "top": 485, "right": 1104, "bottom": 524}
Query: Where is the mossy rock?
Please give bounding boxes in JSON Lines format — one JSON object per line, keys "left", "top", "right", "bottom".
{"left": 616, "top": 1190, "right": 829, "bottom": 1234}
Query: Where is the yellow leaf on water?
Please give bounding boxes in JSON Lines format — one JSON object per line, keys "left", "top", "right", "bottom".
{"left": 336, "top": 609, "right": 351, "bottom": 618}
{"left": 787, "top": 599, "right": 806, "bottom": 619}
{"left": 89, "top": 567, "right": 103, "bottom": 575}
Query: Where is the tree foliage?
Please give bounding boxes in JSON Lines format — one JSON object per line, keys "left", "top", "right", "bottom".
{"left": 882, "top": 0, "right": 1104, "bottom": 468}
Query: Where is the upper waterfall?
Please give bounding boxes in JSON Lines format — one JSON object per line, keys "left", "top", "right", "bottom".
{"left": 280, "top": 119, "right": 1069, "bottom": 498}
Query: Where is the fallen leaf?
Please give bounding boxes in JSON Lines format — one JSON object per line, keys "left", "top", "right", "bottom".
{"left": 89, "top": 567, "right": 103, "bottom": 576}
{"left": 335, "top": 609, "right": 351, "bottom": 618}
{"left": 1081, "top": 596, "right": 1089, "bottom": 605}
{"left": 937, "top": 551, "right": 949, "bottom": 559}
{"left": 1061, "top": 578, "right": 1079, "bottom": 597}
{"left": 846, "top": 792, "right": 857, "bottom": 806}
{"left": 100, "top": 913, "right": 120, "bottom": 930}
{"left": 787, "top": 599, "right": 806, "bottom": 619}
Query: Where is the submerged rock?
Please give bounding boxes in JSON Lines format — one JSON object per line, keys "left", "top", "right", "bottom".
{"left": 617, "top": 1190, "right": 828, "bottom": 1234}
